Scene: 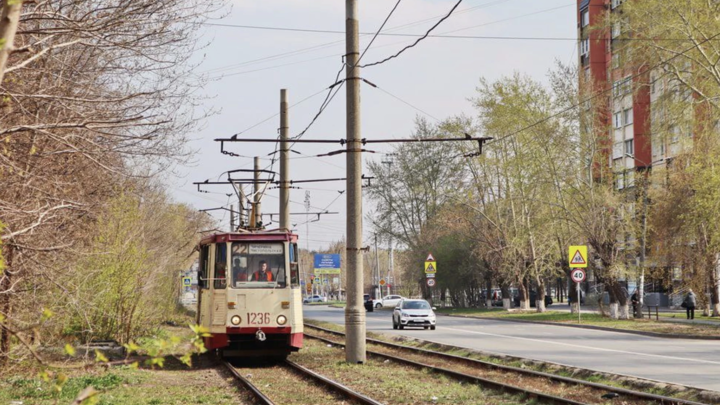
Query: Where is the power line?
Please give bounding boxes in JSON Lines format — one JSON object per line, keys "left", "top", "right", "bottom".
{"left": 368, "top": 83, "right": 440, "bottom": 122}
{"left": 200, "top": 0, "right": 513, "bottom": 77}
{"left": 357, "top": 0, "right": 403, "bottom": 65}
{"left": 488, "top": 31, "right": 720, "bottom": 146}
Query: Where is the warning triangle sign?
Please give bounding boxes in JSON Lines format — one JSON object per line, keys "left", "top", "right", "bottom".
{"left": 426, "top": 253, "right": 435, "bottom": 262}
{"left": 425, "top": 263, "right": 436, "bottom": 273}
{"left": 570, "top": 250, "right": 586, "bottom": 265}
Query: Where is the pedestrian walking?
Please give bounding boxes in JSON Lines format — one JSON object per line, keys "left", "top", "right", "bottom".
{"left": 683, "top": 289, "right": 697, "bottom": 320}
{"left": 630, "top": 290, "right": 640, "bottom": 318}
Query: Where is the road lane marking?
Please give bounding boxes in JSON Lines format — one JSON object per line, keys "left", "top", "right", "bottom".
{"left": 441, "top": 326, "right": 720, "bottom": 366}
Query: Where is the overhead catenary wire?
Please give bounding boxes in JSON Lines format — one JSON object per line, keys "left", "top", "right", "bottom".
{"left": 204, "top": 2, "right": 583, "bottom": 80}
{"left": 200, "top": 0, "right": 513, "bottom": 78}
{"left": 357, "top": 0, "right": 403, "bottom": 66}
{"left": 359, "top": 0, "right": 463, "bottom": 68}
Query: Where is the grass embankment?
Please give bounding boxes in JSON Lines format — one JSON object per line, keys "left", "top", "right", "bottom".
{"left": 0, "top": 325, "right": 246, "bottom": 405}
{"left": 436, "top": 308, "right": 720, "bottom": 336}
{"left": 0, "top": 356, "right": 247, "bottom": 405}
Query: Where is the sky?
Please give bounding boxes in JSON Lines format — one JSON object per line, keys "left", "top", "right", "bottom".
{"left": 170, "top": 0, "right": 578, "bottom": 251}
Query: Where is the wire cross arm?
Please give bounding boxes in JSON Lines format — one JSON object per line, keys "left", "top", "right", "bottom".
{"left": 275, "top": 175, "right": 374, "bottom": 185}
{"left": 199, "top": 207, "right": 235, "bottom": 213}
{"left": 216, "top": 136, "right": 492, "bottom": 145}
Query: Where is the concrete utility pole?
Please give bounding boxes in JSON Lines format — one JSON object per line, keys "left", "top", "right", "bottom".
{"left": 238, "top": 186, "right": 246, "bottom": 228}
{"left": 382, "top": 156, "right": 394, "bottom": 294}
{"left": 305, "top": 191, "right": 312, "bottom": 295}
{"left": 254, "top": 157, "right": 262, "bottom": 227}
{"left": 375, "top": 234, "right": 381, "bottom": 298}
{"left": 345, "top": 0, "right": 366, "bottom": 364}
{"left": 230, "top": 204, "right": 236, "bottom": 232}
{"left": 280, "top": 89, "right": 290, "bottom": 231}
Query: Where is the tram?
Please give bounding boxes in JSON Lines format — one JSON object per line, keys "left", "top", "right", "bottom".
{"left": 196, "top": 229, "right": 303, "bottom": 358}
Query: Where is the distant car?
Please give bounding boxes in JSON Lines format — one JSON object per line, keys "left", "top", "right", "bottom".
{"left": 303, "top": 295, "right": 327, "bottom": 304}
{"left": 381, "top": 294, "right": 404, "bottom": 308}
{"left": 392, "top": 299, "right": 436, "bottom": 330}
{"left": 513, "top": 291, "right": 553, "bottom": 308}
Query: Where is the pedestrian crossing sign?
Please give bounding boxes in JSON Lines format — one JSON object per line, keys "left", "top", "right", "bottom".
{"left": 424, "top": 261, "right": 436, "bottom": 273}
{"left": 569, "top": 245, "right": 588, "bottom": 268}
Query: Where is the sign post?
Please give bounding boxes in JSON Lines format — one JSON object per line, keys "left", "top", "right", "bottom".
{"left": 569, "top": 245, "right": 588, "bottom": 324}
{"left": 425, "top": 253, "right": 437, "bottom": 304}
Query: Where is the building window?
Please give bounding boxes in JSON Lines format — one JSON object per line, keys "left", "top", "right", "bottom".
{"left": 611, "top": 0, "right": 625, "bottom": 9}
{"left": 612, "top": 54, "right": 620, "bottom": 69}
{"left": 614, "top": 112, "right": 623, "bottom": 128}
{"left": 624, "top": 139, "right": 634, "bottom": 155}
{"left": 613, "top": 77, "right": 632, "bottom": 97}
{"left": 582, "top": 10, "right": 589, "bottom": 27}
{"left": 613, "top": 142, "right": 623, "bottom": 159}
{"left": 580, "top": 38, "right": 590, "bottom": 56}
{"left": 612, "top": 23, "right": 621, "bottom": 39}
{"left": 624, "top": 108, "right": 633, "bottom": 126}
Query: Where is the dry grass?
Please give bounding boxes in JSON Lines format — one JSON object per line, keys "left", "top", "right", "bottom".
{"left": 291, "top": 338, "right": 530, "bottom": 405}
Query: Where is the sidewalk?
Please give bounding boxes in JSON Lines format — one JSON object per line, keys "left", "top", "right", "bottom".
{"left": 549, "top": 303, "right": 720, "bottom": 327}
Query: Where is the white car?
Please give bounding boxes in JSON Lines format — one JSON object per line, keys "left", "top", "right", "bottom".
{"left": 392, "top": 299, "right": 436, "bottom": 330}
{"left": 381, "top": 294, "right": 404, "bottom": 308}
{"left": 303, "top": 294, "right": 327, "bottom": 304}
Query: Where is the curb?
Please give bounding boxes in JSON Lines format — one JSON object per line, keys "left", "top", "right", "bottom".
{"left": 441, "top": 313, "right": 720, "bottom": 340}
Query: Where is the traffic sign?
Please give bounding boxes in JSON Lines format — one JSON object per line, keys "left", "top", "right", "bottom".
{"left": 571, "top": 269, "right": 586, "bottom": 283}
{"left": 379, "top": 278, "right": 386, "bottom": 286}
{"left": 569, "top": 245, "right": 588, "bottom": 268}
{"left": 182, "top": 277, "right": 191, "bottom": 287}
{"left": 425, "top": 273, "right": 435, "bottom": 278}
{"left": 426, "top": 253, "right": 435, "bottom": 262}
{"left": 426, "top": 278, "right": 436, "bottom": 287}
{"left": 424, "top": 262, "right": 437, "bottom": 273}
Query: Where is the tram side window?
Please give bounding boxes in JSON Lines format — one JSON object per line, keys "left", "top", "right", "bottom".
{"left": 290, "top": 243, "right": 299, "bottom": 287}
{"left": 199, "top": 245, "right": 210, "bottom": 289}
{"left": 214, "top": 243, "right": 227, "bottom": 289}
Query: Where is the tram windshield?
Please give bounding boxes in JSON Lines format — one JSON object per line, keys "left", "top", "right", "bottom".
{"left": 230, "top": 242, "right": 286, "bottom": 288}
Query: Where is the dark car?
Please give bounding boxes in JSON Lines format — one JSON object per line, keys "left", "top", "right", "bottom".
{"left": 513, "top": 291, "right": 553, "bottom": 308}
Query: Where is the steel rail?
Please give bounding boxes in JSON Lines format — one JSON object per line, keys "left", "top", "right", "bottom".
{"left": 283, "top": 359, "right": 384, "bottom": 405}
{"left": 223, "top": 358, "right": 384, "bottom": 405}
{"left": 305, "top": 324, "right": 706, "bottom": 405}
{"left": 305, "top": 332, "right": 584, "bottom": 405}
{"left": 222, "top": 360, "right": 275, "bottom": 405}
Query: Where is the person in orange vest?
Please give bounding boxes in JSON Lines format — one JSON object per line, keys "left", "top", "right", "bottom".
{"left": 251, "top": 260, "right": 273, "bottom": 282}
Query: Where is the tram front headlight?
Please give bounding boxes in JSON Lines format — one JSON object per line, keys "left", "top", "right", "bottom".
{"left": 230, "top": 315, "right": 242, "bottom": 325}
{"left": 276, "top": 315, "right": 287, "bottom": 325}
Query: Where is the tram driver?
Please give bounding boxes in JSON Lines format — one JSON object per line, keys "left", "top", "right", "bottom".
{"left": 250, "top": 260, "right": 273, "bottom": 282}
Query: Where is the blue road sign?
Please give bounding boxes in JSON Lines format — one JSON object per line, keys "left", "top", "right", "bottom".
{"left": 314, "top": 254, "right": 341, "bottom": 275}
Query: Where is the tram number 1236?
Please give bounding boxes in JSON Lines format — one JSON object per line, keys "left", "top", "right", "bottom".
{"left": 247, "top": 312, "right": 271, "bottom": 325}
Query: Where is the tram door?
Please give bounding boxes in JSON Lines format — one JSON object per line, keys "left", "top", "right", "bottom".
{"left": 210, "top": 242, "right": 228, "bottom": 332}
{"left": 197, "top": 244, "right": 212, "bottom": 328}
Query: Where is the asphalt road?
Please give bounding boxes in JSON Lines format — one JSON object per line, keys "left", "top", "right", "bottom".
{"left": 303, "top": 305, "right": 720, "bottom": 392}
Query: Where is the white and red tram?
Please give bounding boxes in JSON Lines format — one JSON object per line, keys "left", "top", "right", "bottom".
{"left": 196, "top": 230, "right": 303, "bottom": 357}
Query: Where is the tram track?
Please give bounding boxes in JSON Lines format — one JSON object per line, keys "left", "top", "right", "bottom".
{"left": 223, "top": 358, "right": 383, "bottom": 405}
{"left": 304, "top": 323, "right": 707, "bottom": 405}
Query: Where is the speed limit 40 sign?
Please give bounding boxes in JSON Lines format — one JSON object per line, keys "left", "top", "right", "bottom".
{"left": 571, "top": 269, "right": 586, "bottom": 283}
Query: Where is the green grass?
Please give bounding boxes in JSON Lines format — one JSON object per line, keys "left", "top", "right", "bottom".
{"left": 0, "top": 364, "right": 241, "bottom": 405}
